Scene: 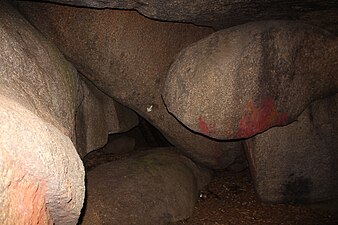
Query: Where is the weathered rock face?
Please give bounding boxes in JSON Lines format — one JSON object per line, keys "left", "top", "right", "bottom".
{"left": 17, "top": 2, "right": 244, "bottom": 169}
{"left": 28, "top": 0, "right": 338, "bottom": 33}
{"left": 76, "top": 76, "right": 138, "bottom": 157}
{"left": 0, "top": 95, "right": 85, "bottom": 225}
{"left": 299, "top": 9, "right": 338, "bottom": 35}
{"left": 163, "top": 20, "right": 338, "bottom": 140}
{"left": 0, "top": 0, "right": 78, "bottom": 139}
{"left": 0, "top": 1, "right": 84, "bottom": 224}
{"left": 103, "top": 135, "right": 136, "bottom": 154}
{"left": 245, "top": 93, "right": 338, "bottom": 203}
{"left": 81, "top": 148, "right": 212, "bottom": 225}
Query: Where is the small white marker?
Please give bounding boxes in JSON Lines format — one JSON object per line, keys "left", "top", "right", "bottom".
{"left": 147, "top": 105, "right": 153, "bottom": 112}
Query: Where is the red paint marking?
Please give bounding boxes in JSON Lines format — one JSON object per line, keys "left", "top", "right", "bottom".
{"left": 237, "top": 98, "right": 288, "bottom": 138}
{"left": 198, "top": 117, "right": 209, "bottom": 134}
{"left": 7, "top": 164, "right": 52, "bottom": 224}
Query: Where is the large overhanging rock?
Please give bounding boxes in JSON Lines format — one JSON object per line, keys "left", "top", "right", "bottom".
{"left": 0, "top": 95, "right": 85, "bottom": 225}
{"left": 163, "top": 21, "right": 338, "bottom": 140}
{"left": 17, "top": 2, "right": 244, "bottom": 169}
{"left": 0, "top": 0, "right": 78, "bottom": 140}
{"left": 25, "top": 0, "right": 338, "bottom": 33}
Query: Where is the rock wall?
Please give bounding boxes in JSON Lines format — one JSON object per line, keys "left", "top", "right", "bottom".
{"left": 76, "top": 76, "right": 138, "bottom": 157}
{"left": 0, "top": 1, "right": 85, "bottom": 224}
{"left": 0, "top": 1, "right": 78, "bottom": 140}
{"left": 245, "top": 93, "right": 338, "bottom": 203}
{"left": 17, "top": 2, "right": 244, "bottom": 169}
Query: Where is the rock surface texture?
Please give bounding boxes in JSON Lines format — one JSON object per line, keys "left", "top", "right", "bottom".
{"left": 245, "top": 93, "right": 338, "bottom": 203}
{"left": 3, "top": 0, "right": 337, "bottom": 223}
{"left": 0, "top": 0, "right": 78, "bottom": 140}
{"left": 17, "top": 2, "right": 244, "bottom": 169}
{"left": 0, "top": 1, "right": 84, "bottom": 224}
{"left": 102, "top": 135, "right": 136, "bottom": 154}
{"left": 163, "top": 20, "right": 338, "bottom": 140}
{"left": 81, "top": 148, "right": 212, "bottom": 225}
{"left": 0, "top": 95, "right": 85, "bottom": 225}
{"left": 76, "top": 76, "right": 138, "bottom": 157}
{"left": 27, "top": 0, "right": 338, "bottom": 33}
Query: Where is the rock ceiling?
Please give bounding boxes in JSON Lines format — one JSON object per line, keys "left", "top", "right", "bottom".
{"left": 31, "top": 0, "right": 338, "bottom": 33}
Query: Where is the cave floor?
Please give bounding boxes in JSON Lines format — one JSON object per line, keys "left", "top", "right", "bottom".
{"left": 84, "top": 149, "right": 338, "bottom": 225}
{"left": 173, "top": 169, "right": 338, "bottom": 225}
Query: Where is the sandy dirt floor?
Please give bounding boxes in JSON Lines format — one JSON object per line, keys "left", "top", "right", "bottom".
{"left": 174, "top": 169, "right": 338, "bottom": 225}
